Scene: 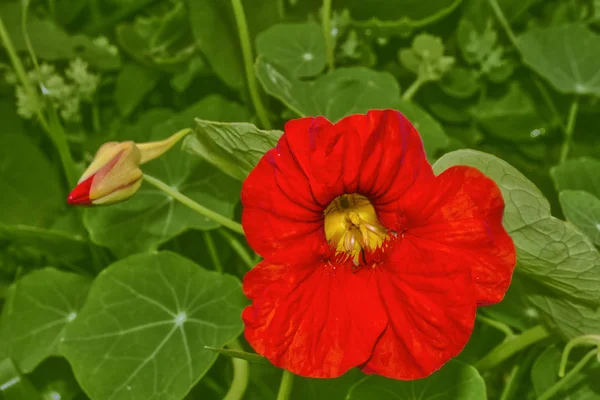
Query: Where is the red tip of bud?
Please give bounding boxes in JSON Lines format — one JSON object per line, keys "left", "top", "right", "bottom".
{"left": 67, "top": 175, "right": 94, "bottom": 206}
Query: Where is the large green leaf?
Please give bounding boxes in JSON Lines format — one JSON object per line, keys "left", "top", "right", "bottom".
{"left": 0, "top": 358, "right": 43, "bottom": 400}
{"left": 84, "top": 100, "right": 243, "bottom": 257}
{"left": 551, "top": 158, "right": 600, "bottom": 199}
{"left": 114, "top": 62, "right": 161, "bottom": 117}
{"left": 256, "top": 21, "right": 326, "bottom": 78}
{"left": 531, "top": 344, "right": 600, "bottom": 399}
{"left": 186, "top": 0, "right": 244, "bottom": 89}
{"left": 433, "top": 150, "right": 600, "bottom": 305}
{"left": 346, "top": 360, "right": 486, "bottom": 400}
{"left": 518, "top": 24, "right": 600, "bottom": 97}
{"left": 0, "top": 268, "right": 92, "bottom": 373}
{"left": 184, "top": 120, "right": 281, "bottom": 181}
{"left": 61, "top": 252, "right": 246, "bottom": 400}
{"left": 255, "top": 58, "right": 449, "bottom": 156}
{"left": 343, "top": 0, "right": 463, "bottom": 37}
{"left": 559, "top": 191, "right": 600, "bottom": 246}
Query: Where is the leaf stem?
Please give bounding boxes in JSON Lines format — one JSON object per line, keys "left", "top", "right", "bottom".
{"left": 538, "top": 349, "right": 598, "bottom": 400}
{"left": 230, "top": 0, "right": 272, "bottom": 130}
{"left": 142, "top": 174, "right": 245, "bottom": 235}
{"left": 486, "top": 0, "right": 520, "bottom": 51}
{"left": 218, "top": 229, "right": 255, "bottom": 270}
{"left": 559, "top": 97, "right": 579, "bottom": 163}
{"left": 475, "top": 325, "right": 550, "bottom": 371}
{"left": 203, "top": 231, "right": 224, "bottom": 273}
{"left": 322, "top": 0, "right": 335, "bottom": 71}
{"left": 402, "top": 77, "right": 425, "bottom": 101}
{"left": 276, "top": 370, "right": 294, "bottom": 400}
{"left": 558, "top": 334, "right": 600, "bottom": 377}
{"left": 477, "top": 313, "right": 515, "bottom": 339}
{"left": 223, "top": 338, "right": 250, "bottom": 400}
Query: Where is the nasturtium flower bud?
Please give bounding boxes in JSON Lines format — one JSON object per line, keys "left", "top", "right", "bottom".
{"left": 67, "top": 129, "right": 190, "bottom": 206}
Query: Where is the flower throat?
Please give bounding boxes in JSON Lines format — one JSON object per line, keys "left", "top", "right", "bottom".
{"left": 323, "top": 194, "right": 389, "bottom": 263}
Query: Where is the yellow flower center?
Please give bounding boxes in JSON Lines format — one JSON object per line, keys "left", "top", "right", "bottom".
{"left": 323, "top": 194, "right": 389, "bottom": 263}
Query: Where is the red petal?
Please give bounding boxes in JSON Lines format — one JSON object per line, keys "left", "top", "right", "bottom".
{"left": 398, "top": 166, "right": 516, "bottom": 305}
{"left": 67, "top": 174, "right": 94, "bottom": 205}
{"left": 360, "top": 238, "right": 476, "bottom": 379}
{"left": 243, "top": 259, "right": 387, "bottom": 378}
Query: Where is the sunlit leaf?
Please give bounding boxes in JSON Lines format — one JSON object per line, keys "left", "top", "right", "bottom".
{"left": 256, "top": 21, "right": 326, "bottom": 77}
{"left": 346, "top": 359, "right": 486, "bottom": 400}
{"left": 61, "top": 251, "right": 246, "bottom": 400}
{"left": 559, "top": 191, "right": 600, "bottom": 246}
{"left": 518, "top": 24, "right": 600, "bottom": 96}
{"left": 0, "top": 268, "right": 92, "bottom": 372}
{"left": 185, "top": 120, "right": 281, "bottom": 181}
{"left": 434, "top": 150, "right": 600, "bottom": 306}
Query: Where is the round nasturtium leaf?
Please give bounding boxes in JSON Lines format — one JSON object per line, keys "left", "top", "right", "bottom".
{"left": 346, "top": 359, "right": 486, "bottom": 400}
{"left": 61, "top": 251, "right": 246, "bottom": 400}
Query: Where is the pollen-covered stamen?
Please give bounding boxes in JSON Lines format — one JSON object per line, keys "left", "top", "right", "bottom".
{"left": 323, "top": 194, "right": 389, "bottom": 263}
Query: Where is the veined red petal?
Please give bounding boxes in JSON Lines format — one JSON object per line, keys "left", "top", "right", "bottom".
{"left": 360, "top": 238, "right": 476, "bottom": 379}
{"left": 67, "top": 174, "right": 94, "bottom": 205}
{"left": 398, "top": 166, "right": 516, "bottom": 305}
{"left": 243, "top": 260, "right": 387, "bottom": 378}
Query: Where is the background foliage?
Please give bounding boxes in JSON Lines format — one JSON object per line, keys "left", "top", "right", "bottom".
{"left": 0, "top": 0, "right": 599, "bottom": 399}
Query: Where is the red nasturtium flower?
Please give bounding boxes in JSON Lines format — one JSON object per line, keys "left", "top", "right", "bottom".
{"left": 241, "top": 109, "right": 516, "bottom": 379}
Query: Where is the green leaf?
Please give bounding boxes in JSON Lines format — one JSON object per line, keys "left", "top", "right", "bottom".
{"left": 61, "top": 251, "right": 246, "bottom": 400}
{"left": 186, "top": 0, "right": 244, "bottom": 89}
{"left": 439, "top": 67, "right": 480, "bottom": 99}
{"left": 472, "top": 83, "right": 548, "bottom": 142}
{"left": 204, "top": 347, "right": 269, "bottom": 364}
{"left": 0, "top": 358, "right": 43, "bottom": 400}
{"left": 433, "top": 150, "right": 600, "bottom": 305}
{"left": 518, "top": 24, "right": 600, "bottom": 96}
{"left": 256, "top": 21, "right": 326, "bottom": 78}
{"left": 551, "top": 158, "right": 600, "bottom": 199}
{"left": 114, "top": 62, "right": 161, "bottom": 117}
{"left": 255, "top": 59, "right": 449, "bottom": 156}
{"left": 345, "top": 0, "right": 463, "bottom": 37}
{"left": 291, "top": 369, "right": 364, "bottom": 400}
{"left": 28, "top": 358, "right": 82, "bottom": 400}
{"left": 185, "top": 120, "right": 282, "bottom": 181}
{"left": 0, "top": 2, "right": 119, "bottom": 70}
{"left": 559, "top": 191, "right": 600, "bottom": 246}
{"left": 531, "top": 344, "right": 600, "bottom": 399}
{"left": 346, "top": 359, "right": 486, "bottom": 400}
{"left": 0, "top": 268, "right": 92, "bottom": 373}
{"left": 85, "top": 98, "right": 244, "bottom": 257}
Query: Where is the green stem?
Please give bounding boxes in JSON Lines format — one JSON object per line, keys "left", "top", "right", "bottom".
{"left": 322, "top": 0, "right": 335, "bottom": 71}
{"left": 402, "top": 78, "right": 425, "bottom": 101}
{"left": 559, "top": 97, "right": 579, "bottom": 163}
{"left": 203, "top": 231, "right": 224, "bottom": 273}
{"left": 143, "top": 174, "right": 245, "bottom": 235}
{"left": 475, "top": 325, "right": 550, "bottom": 371}
{"left": 533, "top": 78, "right": 564, "bottom": 131}
{"left": 487, "top": 0, "right": 520, "bottom": 51}
{"left": 218, "top": 229, "right": 255, "bottom": 270}
{"left": 477, "top": 314, "right": 515, "bottom": 339}
{"left": 230, "top": 0, "right": 272, "bottom": 130}
{"left": 223, "top": 338, "right": 250, "bottom": 400}
{"left": 559, "top": 334, "right": 600, "bottom": 377}
{"left": 538, "top": 349, "right": 598, "bottom": 400}
{"left": 276, "top": 370, "right": 294, "bottom": 400}
{"left": 277, "top": 0, "right": 285, "bottom": 19}
{"left": 0, "top": 16, "right": 49, "bottom": 132}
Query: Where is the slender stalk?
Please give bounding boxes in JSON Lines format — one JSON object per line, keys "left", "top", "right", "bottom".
{"left": 559, "top": 334, "right": 600, "bottom": 377}
{"left": 402, "top": 78, "right": 426, "bottom": 101}
{"left": 203, "top": 232, "right": 224, "bottom": 273}
{"left": 0, "top": 16, "right": 49, "bottom": 132}
{"left": 487, "top": 0, "right": 520, "bottom": 50}
{"left": 223, "top": 338, "right": 250, "bottom": 400}
{"left": 143, "top": 174, "right": 245, "bottom": 235}
{"left": 499, "top": 356, "right": 521, "bottom": 400}
{"left": 477, "top": 314, "right": 515, "bottom": 339}
{"left": 559, "top": 97, "right": 579, "bottom": 163}
{"left": 277, "top": 0, "right": 285, "bottom": 19}
{"left": 276, "top": 370, "right": 294, "bottom": 400}
{"left": 538, "top": 349, "right": 598, "bottom": 400}
{"left": 322, "top": 0, "right": 335, "bottom": 71}
{"left": 218, "top": 229, "right": 255, "bottom": 270}
{"left": 475, "top": 325, "right": 550, "bottom": 371}
{"left": 533, "top": 78, "right": 565, "bottom": 131}
{"left": 230, "top": 0, "right": 272, "bottom": 129}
